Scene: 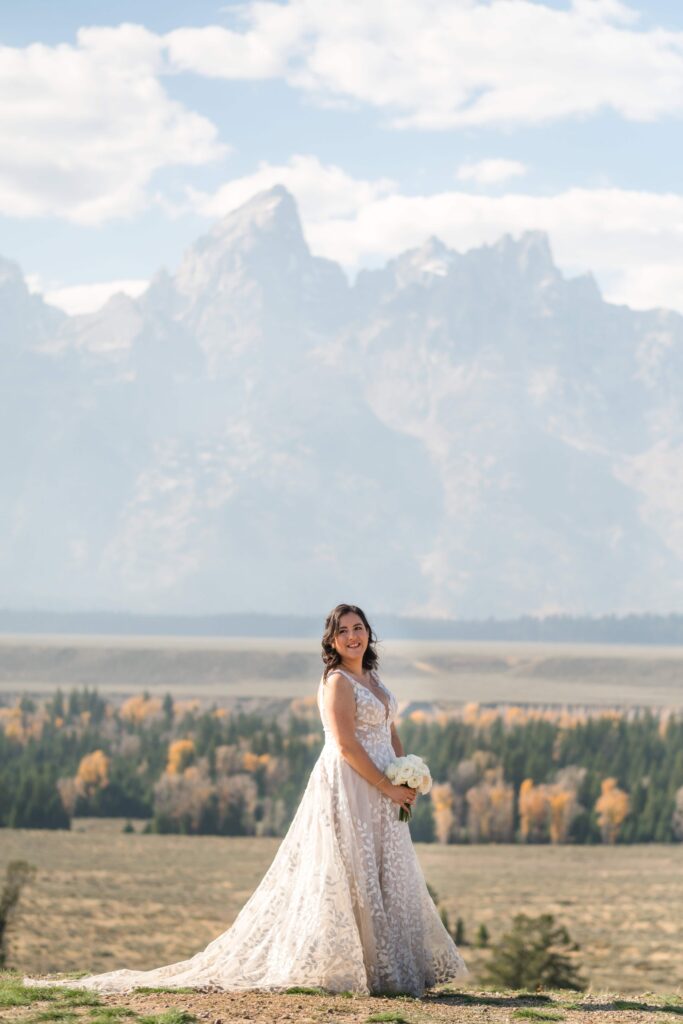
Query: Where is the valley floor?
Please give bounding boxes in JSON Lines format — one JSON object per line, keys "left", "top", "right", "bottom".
{"left": 3, "top": 824, "right": 683, "bottom": 994}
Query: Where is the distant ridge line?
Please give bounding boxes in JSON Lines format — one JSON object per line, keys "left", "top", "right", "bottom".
{"left": 1, "top": 610, "right": 683, "bottom": 645}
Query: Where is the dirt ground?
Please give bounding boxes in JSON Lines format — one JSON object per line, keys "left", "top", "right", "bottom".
{"left": 5, "top": 981, "right": 683, "bottom": 1024}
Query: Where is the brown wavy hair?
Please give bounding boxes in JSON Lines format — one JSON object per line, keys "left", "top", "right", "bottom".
{"left": 321, "top": 603, "right": 379, "bottom": 679}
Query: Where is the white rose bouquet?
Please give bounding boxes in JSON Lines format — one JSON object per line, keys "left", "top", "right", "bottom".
{"left": 384, "top": 754, "right": 432, "bottom": 821}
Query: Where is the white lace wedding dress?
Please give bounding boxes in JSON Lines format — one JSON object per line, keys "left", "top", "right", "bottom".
{"left": 27, "top": 668, "right": 467, "bottom": 996}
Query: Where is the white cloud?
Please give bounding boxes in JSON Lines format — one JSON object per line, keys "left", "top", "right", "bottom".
{"left": 571, "top": 0, "right": 639, "bottom": 24}
{"left": 456, "top": 159, "right": 527, "bottom": 185}
{"left": 164, "top": 0, "right": 683, "bottom": 129}
{"left": 303, "top": 184, "right": 683, "bottom": 316}
{"left": 165, "top": 11, "right": 302, "bottom": 79}
{"left": 35, "top": 278, "right": 150, "bottom": 316}
{"left": 0, "top": 24, "right": 226, "bottom": 224}
{"left": 188, "top": 153, "right": 396, "bottom": 222}
{"left": 3, "top": 3, "right": 682, "bottom": 226}
{"left": 604, "top": 264, "right": 683, "bottom": 313}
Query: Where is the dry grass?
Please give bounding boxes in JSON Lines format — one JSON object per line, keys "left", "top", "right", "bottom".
{"left": 1, "top": 823, "right": 683, "bottom": 995}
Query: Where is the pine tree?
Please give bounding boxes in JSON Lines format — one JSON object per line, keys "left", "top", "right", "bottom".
{"left": 482, "top": 913, "right": 586, "bottom": 991}
{"left": 163, "top": 693, "right": 174, "bottom": 726}
{"left": 0, "top": 860, "right": 35, "bottom": 967}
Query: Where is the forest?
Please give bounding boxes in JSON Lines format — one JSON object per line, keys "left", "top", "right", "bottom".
{"left": 1, "top": 688, "right": 682, "bottom": 843}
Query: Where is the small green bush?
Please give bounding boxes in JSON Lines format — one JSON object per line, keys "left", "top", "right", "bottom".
{"left": 482, "top": 913, "right": 586, "bottom": 992}
{"left": 0, "top": 862, "right": 35, "bottom": 967}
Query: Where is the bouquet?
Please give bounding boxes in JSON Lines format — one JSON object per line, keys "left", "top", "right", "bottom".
{"left": 384, "top": 754, "right": 432, "bottom": 821}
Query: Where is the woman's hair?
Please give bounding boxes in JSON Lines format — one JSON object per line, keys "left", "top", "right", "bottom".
{"left": 321, "top": 603, "right": 379, "bottom": 679}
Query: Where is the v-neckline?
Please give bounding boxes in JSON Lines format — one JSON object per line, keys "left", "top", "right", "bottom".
{"left": 338, "top": 668, "right": 391, "bottom": 722}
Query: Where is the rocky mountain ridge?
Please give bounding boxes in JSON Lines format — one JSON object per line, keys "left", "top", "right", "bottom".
{"left": 2, "top": 186, "right": 681, "bottom": 617}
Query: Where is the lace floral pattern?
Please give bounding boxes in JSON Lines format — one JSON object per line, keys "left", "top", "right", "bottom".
{"left": 26, "top": 669, "right": 468, "bottom": 997}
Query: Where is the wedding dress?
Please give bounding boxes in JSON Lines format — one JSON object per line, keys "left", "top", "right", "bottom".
{"left": 27, "top": 668, "right": 467, "bottom": 996}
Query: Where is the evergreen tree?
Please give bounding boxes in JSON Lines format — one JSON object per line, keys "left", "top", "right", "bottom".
{"left": 9, "top": 772, "right": 70, "bottom": 829}
{"left": 163, "top": 693, "right": 174, "bottom": 726}
{"left": 0, "top": 860, "right": 35, "bottom": 967}
{"left": 408, "top": 794, "right": 436, "bottom": 842}
{"left": 482, "top": 913, "right": 586, "bottom": 991}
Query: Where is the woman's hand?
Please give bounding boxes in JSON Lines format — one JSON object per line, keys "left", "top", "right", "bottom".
{"left": 383, "top": 782, "right": 417, "bottom": 809}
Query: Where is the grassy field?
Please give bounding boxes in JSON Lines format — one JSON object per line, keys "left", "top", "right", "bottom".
{"left": 1, "top": 634, "right": 683, "bottom": 707}
{"left": 1, "top": 821, "right": 682, "bottom": 995}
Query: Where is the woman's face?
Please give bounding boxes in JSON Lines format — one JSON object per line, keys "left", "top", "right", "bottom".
{"left": 332, "top": 612, "right": 369, "bottom": 662}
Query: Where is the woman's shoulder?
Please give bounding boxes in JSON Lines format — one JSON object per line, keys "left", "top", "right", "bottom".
{"left": 322, "top": 670, "right": 356, "bottom": 706}
{"left": 324, "top": 667, "right": 350, "bottom": 685}
{"left": 324, "top": 669, "right": 361, "bottom": 696}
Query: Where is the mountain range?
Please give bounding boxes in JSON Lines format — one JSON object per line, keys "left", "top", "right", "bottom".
{"left": 2, "top": 185, "right": 682, "bottom": 617}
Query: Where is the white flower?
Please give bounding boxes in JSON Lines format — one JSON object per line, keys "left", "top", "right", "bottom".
{"left": 384, "top": 754, "right": 432, "bottom": 794}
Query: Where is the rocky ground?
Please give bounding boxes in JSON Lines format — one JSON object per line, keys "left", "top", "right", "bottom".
{"left": 2, "top": 975, "right": 683, "bottom": 1024}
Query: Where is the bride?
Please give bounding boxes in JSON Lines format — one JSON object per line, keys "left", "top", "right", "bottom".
{"left": 28, "top": 603, "right": 468, "bottom": 997}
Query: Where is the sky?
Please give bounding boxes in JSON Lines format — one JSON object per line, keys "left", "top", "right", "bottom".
{"left": 2, "top": 0, "right": 683, "bottom": 315}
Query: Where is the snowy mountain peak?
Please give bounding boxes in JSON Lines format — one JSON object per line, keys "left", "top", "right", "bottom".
{"left": 378, "top": 235, "right": 457, "bottom": 291}
{"left": 174, "top": 185, "right": 310, "bottom": 305}
{"left": 493, "top": 230, "right": 557, "bottom": 281}
{"left": 210, "top": 185, "right": 305, "bottom": 251}
{"left": 0, "top": 254, "right": 65, "bottom": 347}
{"left": 411, "top": 235, "right": 453, "bottom": 275}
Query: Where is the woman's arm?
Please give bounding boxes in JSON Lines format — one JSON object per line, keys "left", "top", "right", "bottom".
{"left": 324, "top": 673, "right": 414, "bottom": 808}
{"left": 390, "top": 722, "right": 404, "bottom": 757}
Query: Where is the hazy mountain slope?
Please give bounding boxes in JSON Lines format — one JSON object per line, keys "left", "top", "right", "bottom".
{"left": 2, "top": 186, "right": 681, "bottom": 616}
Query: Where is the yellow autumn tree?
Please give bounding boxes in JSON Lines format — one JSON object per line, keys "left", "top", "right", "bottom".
{"left": 166, "top": 738, "right": 195, "bottom": 775}
{"left": 242, "top": 751, "right": 271, "bottom": 773}
{"left": 488, "top": 777, "right": 515, "bottom": 842}
{"left": 504, "top": 706, "right": 527, "bottom": 729}
{"left": 76, "top": 750, "right": 110, "bottom": 795}
{"left": 462, "top": 702, "right": 480, "bottom": 725}
{"left": 466, "top": 770, "right": 514, "bottom": 842}
{"left": 431, "top": 782, "right": 455, "bottom": 844}
{"left": 120, "top": 695, "right": 163, "bottom": 724}
{"left": 549, "top": 789, "right": 577, "bottom": 844}
{"left": 154, "top": 762, "right": 214, "bottom": 831}
{"left": 595, "top": 777, "right": 629, "bottom": 844}
{"left": 518, "top": 777, "right": 580, "bottom": 844}
{"left": 518, "top": 779, "right": 550, "bottom": 842}
{"left": 3, "top": 718, "right": 25, "bottom": 744}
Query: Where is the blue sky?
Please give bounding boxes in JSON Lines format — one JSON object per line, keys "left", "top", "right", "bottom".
{"left": 2, "top": 0, "right": 683, "bottom": 313}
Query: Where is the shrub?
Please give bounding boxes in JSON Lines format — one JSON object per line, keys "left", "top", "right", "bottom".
{"left": 0, "top": 860, "right": 35, "bottom": 967}
{"left": 481, "top": 913, "right": 586, "bottom": 991}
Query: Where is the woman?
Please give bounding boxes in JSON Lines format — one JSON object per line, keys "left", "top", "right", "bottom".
{"left": 28, "top": 604, "right": 467, "bottom": 996}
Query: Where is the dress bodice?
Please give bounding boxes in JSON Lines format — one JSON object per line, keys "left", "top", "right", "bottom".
{"left": 317, "top": 667, "right": 399, "bottom": 769}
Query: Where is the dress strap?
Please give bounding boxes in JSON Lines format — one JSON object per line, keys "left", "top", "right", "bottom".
{"left": 331, "top": 667, "right": 356, "bottom": 686}
{"left": 330, "top": 667, "right": 380, "bottom": 686}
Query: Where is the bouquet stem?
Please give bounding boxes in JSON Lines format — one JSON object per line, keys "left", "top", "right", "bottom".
{"left": 399, "top": 783, "right": 412, "bottom": 822}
